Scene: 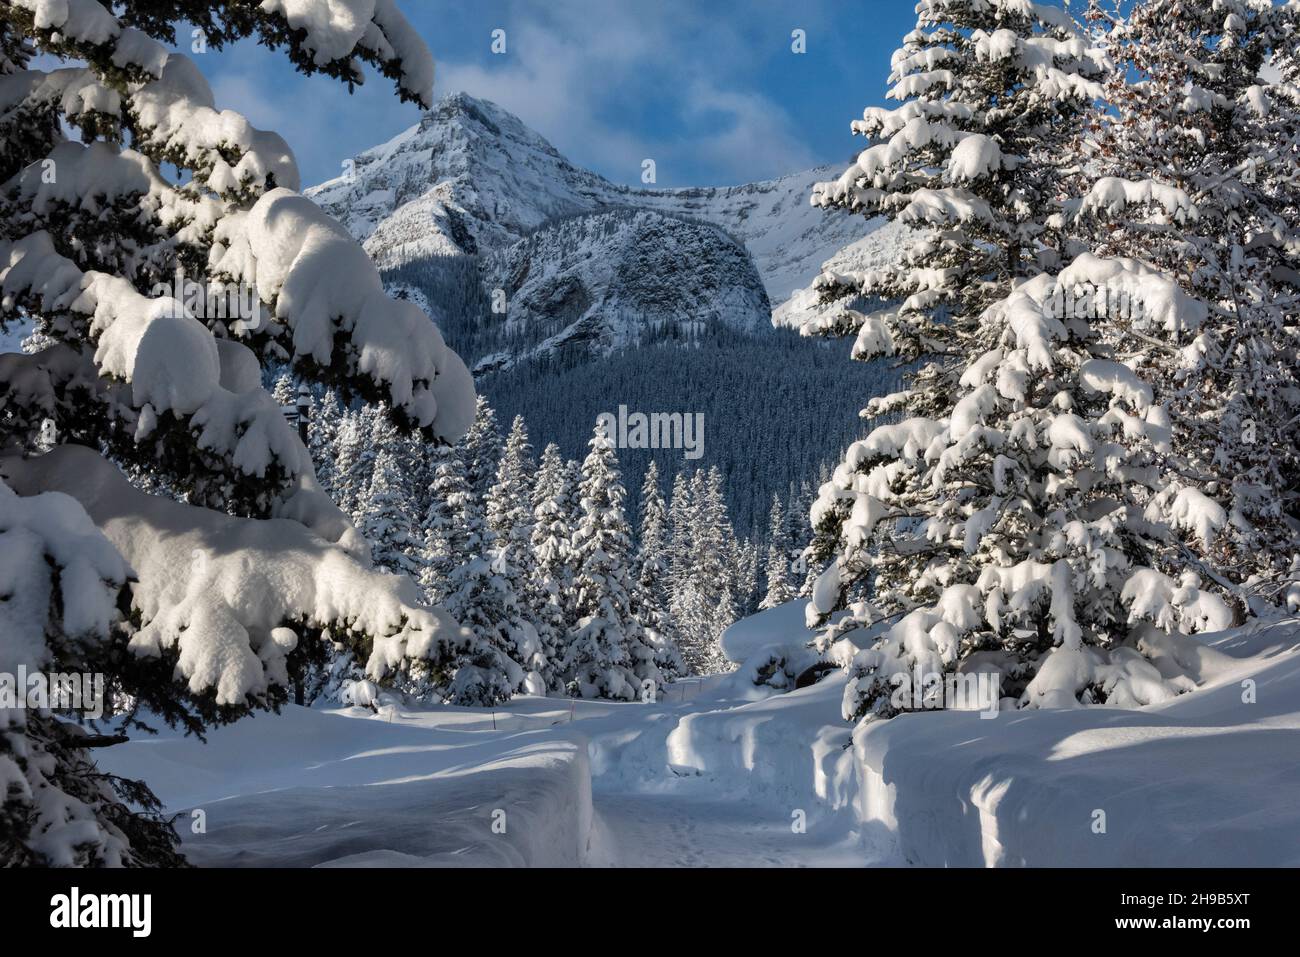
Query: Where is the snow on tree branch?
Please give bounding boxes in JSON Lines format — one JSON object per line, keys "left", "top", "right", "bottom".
{"left": 210, "top": 188, "right": 474, "bottom": 440}
{"left": 0, "top": 1, "right": 475, "bottom": 865}
{"left": 2, "top": 444, "right": 473, "bottom": 706}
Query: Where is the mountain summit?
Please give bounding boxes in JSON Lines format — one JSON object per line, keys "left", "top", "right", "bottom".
{"left": 306, "top": 92, "right": 882, "bottom": 309}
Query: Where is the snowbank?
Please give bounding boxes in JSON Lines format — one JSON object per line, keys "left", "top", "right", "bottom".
{"left": 852, "top": 620, "right": 1300, "bottom": 865}
{"left": 665, "top": 616, "right": 1300, "bottom": 866}
{"left": 95, "top": 613, "right": 1300, "bottom": 868}
{"left": 667, "top": 676, "right": 857, "bottom": 804}
{"left": 102, "top": 701, "right": 596, "bottom": 867}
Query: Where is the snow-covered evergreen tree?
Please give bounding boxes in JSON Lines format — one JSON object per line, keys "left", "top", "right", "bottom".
{"left": 633, "top": 461, "right": 684, "bottom": 680}
{"left": 426, "top": 417, "right": 551, "bottom": 697}
{"left": 795, "top": 0, "right": 1107, "bottom": 349}
{"left": 481, "top": 414, "right": 556, "bottom": 686}
{"left": 667, "top": 469, "right": 707, "bottom": 670}
{"left": 271, "top": 369, "right": 296, "bottom": 409}
{"left": 790, "top": 480, "right": 816, "bottom": 597}
{"left": 633, "top": 461, "right": 673, "bottom": 633}
{"left": 565, "top": 421, "right": 661, "bottom": 699}
{"left": 564, "top": 456, "right": 585, "bottom": 526}
{"left": 441, "top": 557, "right": 545, "bottom": 702}
{"left": 699, "top": 467, "right": 742, "bottom": 665}
{"left": 308, "top": 388, "right": 343, "bottom": 495}
{"left": 463, "top": 395, "right": 503, "bottom": 500}
{"left": 329, "top": 408, "right": 375, "bottom": 520}
{"left": 0, "top": 0, "right": 476, "bottom": 865}
{"left": 340, "top": 400, "right": 436, "bottom": 548}
{"left": 529, "top": 442, "right": 579, "bottom": 683}
{"left": 420, "top": 444, "right": 472, "bottom": 603}
{"left": 791, "top": 0, "right": 1299, "bottom": 722}
{"left": 795, "top": 469, "right": 837, "bottom": 598}
{"left": 733, "top": 535, "right": 760, "bottom": 617}
{"left": 418, "top": 414, "right": 555, "bottom": 698}
{"left": 399, "top": 429, "right": 435, "bottom": 525}
{"left": 358, "top": 444, "right": 421, "bottom": 575}
{"left": 1074, "top": 0, "right": 1300, "bottom": 606}
{"left": 811, "top": 258, "right": 1240, "bottom": 720}
{"left": 485, "top": 415, "right": 537, "bottom": 595}
{"left": 667, "top": 467, "right": 741, "bottom": 674}
{"left": 760, "top": 494, "right": 795, "bottom": 609}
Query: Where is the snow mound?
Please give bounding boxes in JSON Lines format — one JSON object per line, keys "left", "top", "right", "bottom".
{"left": 719, "top": 599, "right": 816, "bottom": 664}
{"left": 100, "top": 703, "right": 594, "bottom": 867}
{"left": 853, "top": 620, "right": 1300, "bottom": 866}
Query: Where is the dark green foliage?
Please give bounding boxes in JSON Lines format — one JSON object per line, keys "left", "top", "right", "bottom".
{"left": 480, "top": 333, "right": 899, "bottom": 539}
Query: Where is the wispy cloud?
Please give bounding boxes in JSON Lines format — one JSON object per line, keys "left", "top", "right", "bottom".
{"left": 204, "top": 40, "right": 414, "bottom": 188}
{"left": 191, "top": 0, "right": 901, "bottom": 188}
{"left": 431, "top": 0, "right": 820, "bottom": 185}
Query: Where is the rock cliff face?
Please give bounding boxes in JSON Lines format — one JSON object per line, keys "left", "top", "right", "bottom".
{"left": 470, "top": 208, "right": 769, "bottom": 374}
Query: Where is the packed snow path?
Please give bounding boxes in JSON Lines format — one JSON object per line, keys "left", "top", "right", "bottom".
{"left": 99, "top": 616, "right": 1300, "bottom": 867}
{"left": 589, "top": 792, "right": 874, "bottom": 867}
{"left": 101, "top": 674, "right": 893, "bottom": 867}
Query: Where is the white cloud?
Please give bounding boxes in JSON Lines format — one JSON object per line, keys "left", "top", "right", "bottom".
{"left": 203, "top": 39, "right": 418, "bottom": 187}
{"left": 432, "top": 0, "right": 820, "bottom": 185}
{"left": 197, "top": 0, "right": 828, "bottom": 188}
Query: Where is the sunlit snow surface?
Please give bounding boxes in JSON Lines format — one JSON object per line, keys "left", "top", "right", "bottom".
{"left": 99, "top": 611, "right": 1300, "bottom": 867}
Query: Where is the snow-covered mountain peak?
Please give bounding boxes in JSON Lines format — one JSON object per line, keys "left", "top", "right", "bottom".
{"left": 307, "top": 92, "right": 619, "bottom": 264}
{"left": 306, "top": 92, "right": 884, "bottom": 308}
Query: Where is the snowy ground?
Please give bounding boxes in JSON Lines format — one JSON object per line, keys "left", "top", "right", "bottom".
{"left": 98, "top": 605, "right": 1300, "bottom": 867}
{"left": 98, "top": 675, "right": 887, "bottom": 868}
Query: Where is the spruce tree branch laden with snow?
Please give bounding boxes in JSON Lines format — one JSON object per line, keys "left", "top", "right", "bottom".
{"left": 0, "top": 0, "right": 476, "bottom": 866}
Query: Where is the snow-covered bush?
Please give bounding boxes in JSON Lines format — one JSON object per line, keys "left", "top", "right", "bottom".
{"left": 722, "top": 645, "right": 823, "bottom": 701}
{"left": 0, "top": 0, "right": 475, "bottom": 865}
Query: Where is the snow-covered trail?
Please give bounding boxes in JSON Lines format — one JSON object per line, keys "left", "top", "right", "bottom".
{"left": 588, "top": 791, "right": 870, "bottom": 867}
{"left": 97, "top": 669, "right": 886, "bottom": 867}
{"left": 94, "top": 613, "right": 1300, "bottom": 867}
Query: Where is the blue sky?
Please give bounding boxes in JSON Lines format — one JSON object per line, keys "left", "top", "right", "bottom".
{"left": 194, "top": 0, "right": 920, "bottom": 189}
